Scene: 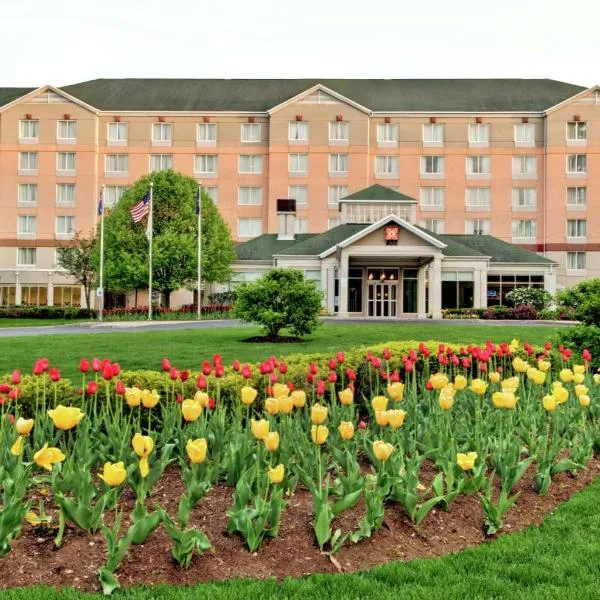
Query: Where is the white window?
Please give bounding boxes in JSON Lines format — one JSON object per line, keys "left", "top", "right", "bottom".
{"left": 512, "top": 188, "right": 537, "bottom": 209}
{"left": 107, "top": 122, "right": 128, "bottom": 144}
{"left": 105, "top": 154, "right": 128, "bottom": 174}
{"left": 420, "top": 187, "right": 445, "bottom": 209}
{"left": 17, "top": 248, "right": 36, "bottom": 266}
{"left": 512, "top": 219, "right": 536, "bottom": 239}
{"left": 57, "top": 152, "right": 76, "bottom": 172}
{"left": 56, "top": 215, "right": 76, "bottom": 237}
{"left": 328, "top": 185, "right": 348, "bottom": 206}
{"left": 465, "top": 188, "right": 490, "bottom": 210}
{"left": 329, "top": 154, "right": 348, "bottom": 174}
{"left": 567, "top": 219, "right": 587, "bottom": 239}
{"left": 18, "top": 183, "right": 37, "bottom": 204}
{"left": 329, "top": 121, "right": 349, "bottom": 142}
{"left": 17, "top": 215, "right": 36, "bottom": 235}
{"left": 57, "top": 120, "right": 77, "bottom": 141}
{"left": 512, "top": 156, "right": 537, "bottom": 178}
{"left": 56, "top": 184, "right": 76, "bottom": 206}
{"left": 567, "top": 122, "right": 587, "bottom": 141}
{"left": 238, "top": 218, "right": 262, "bottom": 237}
{"left": 514, "top": 123, "right": 535, "bottom": 146}
{"left": 204, "top": 186, "right": 218, "bottom": 203}
{"left": 19, "top": 120, "right": 39, "bottom": 141}
{"left": 567, "top": 154, "right": 587, "bottom": 174}
{"left": 328, "top": 217, "right": 341, "bottom": 229}
{"left": 295, "top": 217, "right": 308, "bottom": 234}
{"left": 288, "top": 185, "right": 308, "bottom": 207}
{"left": 152, "top": 122, "right": 172, "bottom": 143}
{"left": 241, "top": 123, "right": 261, "bottom": 142}
{"left": 289, "top": 153, "right": 308, "bottom": 174}
{"left": 238, "top": 187, "right": 262, "bottom": 205}
{"left": 239, "top": 155, "right": 263, "bottom": 174}
{"left": 421, "top": 219, "right": 445, "bottom": 234}
{"left": 567, "top": 251, "right": 586, "bottom": 270}
{"left": 19, "top": 152, "right": 37, "bottom": 171}
{"left": 466, "top": 155, "right": 491, "bottom": 176}
{"left": 465, "top": 219, "right": 490, "bottom": 235}
{"left": 468, "top": 124, "right": 490, "bottom": 145}
{"left": 194, "top": 154, "right": 218, "bottom": 175}
{"left": 421, "top": 156, "right": 444, "bottom": 175}
{"left": 375, "top": 155, "right": 399, "bottom": 176}
{"left": 289, "top": 121, "right": 309, "bottom": 142}
{"left": 423, "top": 123, "right": 444, "bottom": 146}
{"left": 150, "top": 154, "right": 173, "bottom": 172}
{"left": 197, "top": 123, "right": 217, "bottom": 144}
{"left": 377, "top": 123, "right": 398, "bottom": 144}
{"left": 103, "top": 185, "right": 127, "bottom": 208}
{"left": 566, "top": 187, "right": 586, "bottom": 208}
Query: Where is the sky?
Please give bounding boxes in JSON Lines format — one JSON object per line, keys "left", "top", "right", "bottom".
{"left": 1, "top": 0, "right": 599, "bottom": 88}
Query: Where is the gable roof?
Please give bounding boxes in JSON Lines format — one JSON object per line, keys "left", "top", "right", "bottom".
{"left": 235, "top": 234, "right": 315, "bottom": 261}
{"left": 276, "top": 224, "right": 367, "bottom": 257}
{"left": 0, "top": 87, "right": 35, "bottom": 108}
{"left": 342, "top": 184, "right": 417, "bottom": 203}
{"left": 56, "top": 78, "right": 585, "bottom": 113}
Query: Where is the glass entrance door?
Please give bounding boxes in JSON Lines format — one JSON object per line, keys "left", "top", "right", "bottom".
{"left": 367, "top": 282, "right": 397, "bottom": 317}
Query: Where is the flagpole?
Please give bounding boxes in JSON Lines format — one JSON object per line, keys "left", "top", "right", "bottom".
{"left": 98, "top": 185, "right": 105, "bottom": 322}
{"left": 197, "top": 182, "right": 202, "bottom": 320}
{"left": 148, "top": 182, "right": 154, "bottom": 321}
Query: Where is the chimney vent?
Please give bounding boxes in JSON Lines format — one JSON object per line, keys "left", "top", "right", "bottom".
{"left": 573, "top": 114, "right": 581, "bottom": 122}
{"left": 429, "top": 116, "right": 437, "bottom": 123}
{"left": 384, "top": 116, "right": 391, "bottom": 124}
{"left": 335, "top": 114, "right": 343, "bottom": 122}
{"left": 114, "top": 116, "right": 121, "bottom": 122}
{"left": 203, "top": 116, "right": 210, "bottom": 123}
{"left": 521, "top": 117, "right": 529, "bottom": 123}
{"left": 276, "top": 199, "right": 297, "bottom": 240}
{"left": 475, "top": 116, "right": 483, "bottom": 124}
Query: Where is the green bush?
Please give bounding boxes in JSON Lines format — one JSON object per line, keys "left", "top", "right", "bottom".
{"left": 555, "top": 324, "right": 600, "bottom": 370}
{"left": 0, "top": 306, "right": 94, "bottom": 320}
{"left": 505, "top": 287, "right": 553, "bottom": 310}
{"left": 556, "top": 278, "right": 600, "bottom": 325}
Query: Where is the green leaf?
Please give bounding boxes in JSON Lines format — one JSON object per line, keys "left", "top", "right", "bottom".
{"left": 314, "top": 503, "right": 332, "bottom": 550}
{"left": 550, "top": 459, "right": 585, "bottom": 476}
{"left": 98, "top": 567, "right": 120, "bottom": 596}
{"left": 332, "top": 489, "right": 362, "bottom": 516}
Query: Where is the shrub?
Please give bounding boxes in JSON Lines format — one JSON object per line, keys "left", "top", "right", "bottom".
{"left": 556, "top": 278, "right": 600, "bottom": 325}
{"left": 234, "top": 269, "right": 322, "bottom": 338}
{"left": 505, "top": 287, "right": 553, "bottom": 311}
{"left": 208, "top": 290, "right": 237, "bottom": 305}
{"left": 555, "top": 324, "right": 600, "bottom": 370}
{"left": 0, "top": 306, "right": 94, "bottom": 320}
{"left": 513, "top": 304, "right": 539, "bottom": 320}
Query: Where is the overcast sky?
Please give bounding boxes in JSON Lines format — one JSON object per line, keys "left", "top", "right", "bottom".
{"left": 1, "top": 0, "right": 598, "bottom": 88}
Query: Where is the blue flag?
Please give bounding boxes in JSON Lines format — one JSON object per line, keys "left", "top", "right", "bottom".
{"left": 195, "top": 187, "right": 201, "bottom": 216}
{"left": 97, "top": 189, "right": 103, "bottom": 216}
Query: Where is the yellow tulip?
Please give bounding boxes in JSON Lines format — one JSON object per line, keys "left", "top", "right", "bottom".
{"left": 139, "top": 457, "right": 149, "bottom": 479}
{"left": 311, "top": 424, "right": 329, "bottom": 445}
{"left": 194, "top": 391, "right": 209, "bottom": 407}
{"left": 311, "top": 403, "right": 328, "bottom": 424}
{"left": 512, "top": 357, "right": 528, "bottom": 373}
{"left": 371, "top": 396, "right": 388, "bottom": 412}
{"left": 575, "top": 384, "right": 588, "bottom": 398}
{"left": 457, "top": 452, "right": 477, "bottom": 471}
{"left": 559, "top": 369, "right": 574, "bottom": 383}
{"left": 531, "top": 370, "right": 546, "bottom": 386}
{"left": 291, "top": 390, "right": 307, "bottom": 408}
{"left": 454, "top": 375, "right": 468, "bottom": 391}
{"left": 375, "top": 410, "right": 389, "bottom": 426}
{"left": 181, "top": 399, "right": 202, "bottom": 422}
{"left": 47, "top": 405, "right": 85, "bottom": 430}
{"left": 241, "top": 386, "right": 258, "bottom": 405}
{"left": 470, "top": 378, "right": 488, "bottom": 396}
{"left": 502, "top": 376, "right": 519, "bottom": 392}
{"left": 387, "top": 382, "right": 405, "bottom": 402}
{"left": 373, "top": 440, "right": 394, "bottom": 462}
{"left": 537, "top": 359, "right": 551, "bottom": 373}
{"left": 34, "top": 444, "right": 65, "bottom": 471}
{"left": 251, "top": 419, "right": 270, "bottom": 440}
{"left": 579, "top": 394, "right": 591, "bottom": 408}
{"left": 16, "top": 417, "right": 34, "bottom": 436}
{"left": 438, "top": 392, "right": 454, "bottom": 410}
{"left": 186, "top": 438, "right": 208, "bottom": 464}
{"left": 387, "top": 409, "right": 406, "bottom": 429}
{"left": 132, "top": 432, "right": 154, "bottom": 457}
{"left": 543, "top": 394, "right": 557, "bottom": 412}
{"left": 278, "top": 396, "right": 295, "bottom": 415}
{"left": 264, "top": 431, "right": 280, "bottom": 452}
{"left": 573, "top": 364, "right": 586, "bottom": 375}
{"left": 10, "top": 436, "right": 23, "bottom": 456}
{"left": 429, "top": 373, "right": 449, "bottom": 390}
{"left": 488, "top": 372, "right": 501, "bottom": 384}
{"left": 268, "top": 463, "right": 285, "bottom": 484}
{"left": 553, "top": 385, "right": 569, "bottom": 404}
{"left": 271, "top": 383, "right": 289, "bottom": 399}
{"left": 338, "top": 388, "right": 354, "bottom": 406}
{"left": 125, "top": 387, "right": 142, "bottom": 407}
{"left": 338, "top": 421, "right": 355, "bottom": 440}
{"left": 593, "top": 374, "right": 600, "bottom": 385}
{"left": 509, "top": 338, "right": 520, "bottom": 353}
{"left": 141, "top": 389, "right": 160, "bottom": 409}
{"left": 264, "top": 396, "right": 279, "bottom": 416}
{"left": 574, "top": 373, "right": 585, "bottom": 384}
{"left": 99, "top": 461, "right": 127, "bottom": 486}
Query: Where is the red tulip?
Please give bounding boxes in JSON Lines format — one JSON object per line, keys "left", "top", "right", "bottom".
{"left": 260, "top": 362, "right": 271, "bottom": 375}
{"left": 7, "top": 414, "right": 14, "bottom": 425}
{"left": 0, "top": 383, "right": 10, "bottom": 394}
{"left": 309, "top": 362, "right": 318, "bottom": 376}
{"left": 346, "top": 368, "right": 356, "bottom": 381}
{"left": 232, "top": 359, "right": 241, "bottom": 371}
{"left": 358, "top": 420, "right": 367, "bottom": 430}
{"left": 49, "top": 368, "right": 60, "bottom": 382}
{"left": 409, "top": 349, "right": 418, "bottom": 362}
{"left": 544, "top": 341, "right": 552, "bottom": 351}
{"left": 215, "top": 366, "right": 225, "bottom": 378}
{"left": 336, "top": 352, "right": 345, "bottom": 364}
{"left": 383, "top": 348, "right": 391, "bottom": 361}
{"left": 306, "top": 373, "right": 314, "bottom": 385}
{"left": 102, "top": 364, "right": 113, "bottom": 381}
{"left": 451, "top": 355, "right": 459, "bottom": 366}
{"left": 8, "top": 387, "right": 19, "bottom": 400}
{"left": 212, "top": 354, "right": 222, "bottom": 367}
{"left": 390, "top": 370, "right": 400, "bottom": 382}
{"left": 404, "top": 359, "right": 414, "bottom": 372}
{"left": 268, "top": 372, "right": 277, "bottom": 383}
{"left": 169, "top": 367, "right": 179, "bottom": 381}
{"left": 0, "top": 396, "right": 4, "bottom": 406}
{"left": 180, "top": 369, "right": 190, "bottom": 382}
{"left": 582, "top": 349, "right": 592, "bottom": 362}
{"left": 462, "top": 357, "right": 471, "bottom": 369}
{"left": 366, "top": 351, "right": 373, "bottom": 363}
{"left": 478, "top": 362, "right": 488, "bottom": 372}
{"left": 380, "top": 370, "right": 388, "bottom": 381}
{"left": 202, "top": 361, "right": 211, "bottom": 376}
{"left": 278, "top": 361, "right": 288, "bottom": 374}
{"left": 446, "top": 346, "right": 454, "bottom": 356}
{"left": 176, "top": 393, "right": 183, "bottom": 404}
{"left": 207, "top": 397, "right": 216, "bottom": 410}
{"left": 328, "top": 358, "right": 337, "bottom": 370}
{"left": 371, "top": 357, "right": 381, "bottom": 369}
{"left": 79, "top": 359, "right": 90, "bottom": 374}
{"left": 91, "top": 358, "right": 101, "bottom": 372}
{"left": 287, "top": 381, "right": 295, "bottom": 391}
{"left": 196, "top": 375, "right": 207, "bottom": 390}
{"left": 161, "top": 358, "right": 171, "bottom": 372}
{"left": 328, "top": 371, "right": 337, "bottom": 383}
{"left": 316, "top": 380, "right": 326, "bottom": 397}
{"left": 241, "top": 365, "right": 252, "bottom": 379}
{"left": 112, "top": 363, "right": 121, "bottom": 376}
{"left": 33, "top": 361, "right": 44, "bottom": 376}
{"left": 115, "top": 380, "right": 125, "bottom": 395}
{"left": 269, "top": 356, "right": 279, "bottom": 369}
{"left": 10, "top": 370, "right": 21, "bottom": 385}
{"left": 425, "top": 380, "right": 433, "bottom": 391}
{"left": 86, "top": 380, "right": 98, "bottom": 395}
{"left": 40, "top": 358, "right": 49, "bottom": 372}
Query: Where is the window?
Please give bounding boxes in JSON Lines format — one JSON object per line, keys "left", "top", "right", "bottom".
{"left": 487, "top": 273, "right": 545, "bottom": 306}
{"left": 107, "top": 122, "right": 128, "bottom": 144}
{"left": 466, "top": 155, "right": 490, "bottom": 175}
{"left": 19, "top": 120, "right": 39, "bottom": 140}
{"left": 567, "top": 219, "right": 587, "bottom": 239}
{"left": 197, "top": 123, "right": 217, "bottom": 144}
{"left": 104, "top": 185, "right": 127, "bottom": 208}
{"left": 514, "top": 123, "right": 535, "bottom": 146}
{"left": 420, "top": 187, "right": 444, "bottom": 210}
{"left": 296, "top": 217, "right": 308, "bottom": 234}
{"left": 567, "top": 251, "right": 586, "bottom": 270}
{"left": 421, "top": 156, "right": 444, "bottom": 175}
{"left": 204, "top": 186, "right": 218, "bottom": 203}
{"left": 465, "top": 219, "right": 490, "bottom": 235}
{"left": 512, "top": 219, "right": 536, "bottom": 239}
{"left": 468, "top": 124, "right": 490, "bottom": 145}
{"left": 105, "top": 154, "right": 128, "bottom": 174}
{"left": 238, "top": 187, "right": 262, "bottom": 205}
{"left": 0, "top": 286, "right": 17, "bottom": 306}
{"left": 194, "top": 154, "right": 217, "bottom": 175}
{"left": 377, "top": 123, "right": 398, "bottom": 144}
{"left": 289, "top": 153, "right": 308, "bottom": 174}
{"left": 329, "top": 154, "right": 348, "bottom": 174}
{"left": 375, "top": 156, "right": 399, "bottom": 176}
{"left": 567, "top": 122, "right": 587, "bottom": 141}
{"left": 53, "top": 286, "right": 81, "bottom": 307}
{"left": 152, "top": 122, "right": 172, "bottom": 143}
{"left": 465, "top": 188, "right": 490, "bottom": 210}
{"left": 57, "top": 120, "right": 77, "bottom": 141}
{"left": 421, "top": 219, "right": 445, "bottom": 234}
{"left": 56, "top": 183, "right": 76, "bottom": 205}
{"left": 289, "top": 121, "right": 309, "bottom": 142}
{"left": 19, "top": 151, "right": 37, "bottom": 171}
{"left": 18, "top": 183, "right": 37, "bottom": 205}
{"left": 57, "top": 152, "right": 76, "bottom": 172}
{"left": 512, "top": 156, "right": 537, "bottom": 178}
{"left": 238, "top": 218, "right": 262, "bottom": 237}
{"left": 21, "top": 286, "right": 46, "bottom": 306}
{"left": 56, "top": 216, "right": 76, "bottom": 237}
{"left": 567, "top": 154, "right": 587, "bottom": 174}
{"left": 241, "top": 123, "right": 261, "bottom": 142}
{"left": 328, "top": 217, "right": 341, "bottom": 229}
{"left": 149, "top": 154, "right": 173, "bottom": 172}
{"left": 512, "top": 188, "right": 537, "bottom": 209}
{"left": 423, "top": 123, "right": 444, "bottom": 146}
{"left": 328, "top": 185, "right": 348, "bottom": 207}
{"left": 17, "top": 215, "right": 36, "bottom": 235}
{"left": 566, "top": 187, "right": 586, "bottom": 208}
{"left": 441, "top": 272, "right": 474, "bottom": 309}
{"left": 288, "top": 185, "right": 308, "bottom": 207}
{"left": 239, "top": 155, "right": 263, "bottom": 173}
{"left": 329, "top": 121, "right": 349, "bottom": 142}
{"left": 17, "top": 248, "right": 36, "bottom": 266}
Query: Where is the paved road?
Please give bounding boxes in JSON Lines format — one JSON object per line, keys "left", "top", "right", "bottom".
{"left": 0, "top": 317, "right": 575, "bottom": 338}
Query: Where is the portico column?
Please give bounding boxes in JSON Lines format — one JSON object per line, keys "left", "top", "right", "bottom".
{"left": 545, "top": 269, "right": 556, "bottom": 296}
{"left": 47, "top": 272, "right": 54, "bottom": 307}
{"left": 326, "top": 267, "right": 336, "bottom": 314}
{"left": 338, "top": 254, "right": 349, "bottom": 317}
{"left": 429, "top": 255, "right": 442, "bottom": 319}
{"left": 320, "top": 268, "right": 328, "bottom": 310}
{"left": 15, "top": 272, "right": 21, "bottom": 306}
{"left": 417, "top": 265, "right": 426, "bottom": 318}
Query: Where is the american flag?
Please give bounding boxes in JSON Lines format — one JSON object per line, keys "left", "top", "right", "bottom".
{"left": 130, "top": 191, "right": 150, "bottom": 223}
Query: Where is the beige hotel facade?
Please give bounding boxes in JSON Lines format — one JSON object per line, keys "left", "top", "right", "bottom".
{"left": 0, "top": 78, "right": 598, "bottom": 310}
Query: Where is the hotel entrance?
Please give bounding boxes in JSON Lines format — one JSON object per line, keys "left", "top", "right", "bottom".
{"left": 363, "top": 268, "right": 418, "bottom": 317}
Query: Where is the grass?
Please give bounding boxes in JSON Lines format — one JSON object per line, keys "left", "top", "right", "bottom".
{"left": 1, "top": 322, "right": 569, "bottom": 381}
{"left": 2, "top": 474, "right": 599, "bottom": 599}
{"left": 0, "top": 319, "right": 90, "bottom": 328}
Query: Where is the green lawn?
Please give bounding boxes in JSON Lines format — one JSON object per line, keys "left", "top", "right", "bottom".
{"left": 1, "top": 323, "right": 568, "bottom": 381}
{"left": 2, "top": 474, "right": 599, "bottom": 599}
{"left": 0, "top": 319, "right": 90, "bottom": 328}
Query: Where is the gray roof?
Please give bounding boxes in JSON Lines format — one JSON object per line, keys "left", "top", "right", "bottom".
{"left": 235, "top": 234, "right": 315, "bottom": 261}
{"left": 342, "top": 184, "right": 417, "bottom": 202}
{"left": 55, "top": 78, "right": 585, "bottom": 112}
{"left": 0, "top": 87, "right": 35, "bottom": 107}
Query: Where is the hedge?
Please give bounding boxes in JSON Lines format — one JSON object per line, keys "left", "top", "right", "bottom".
{"left": 0, "top": 306, "right": 94, "bottom": 320}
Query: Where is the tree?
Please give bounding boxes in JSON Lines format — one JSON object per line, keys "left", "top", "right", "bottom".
{"left": 100, "top": 170, "right": 235, "bottom": 308}
{"left": 56, "top": 231, "right": 97, "bottom": 310}
{"left": 556, "top": 278, "right": 600, "bottom": 325}
{"left": 234, "top": 269, "right": 322, "bottom": 338}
